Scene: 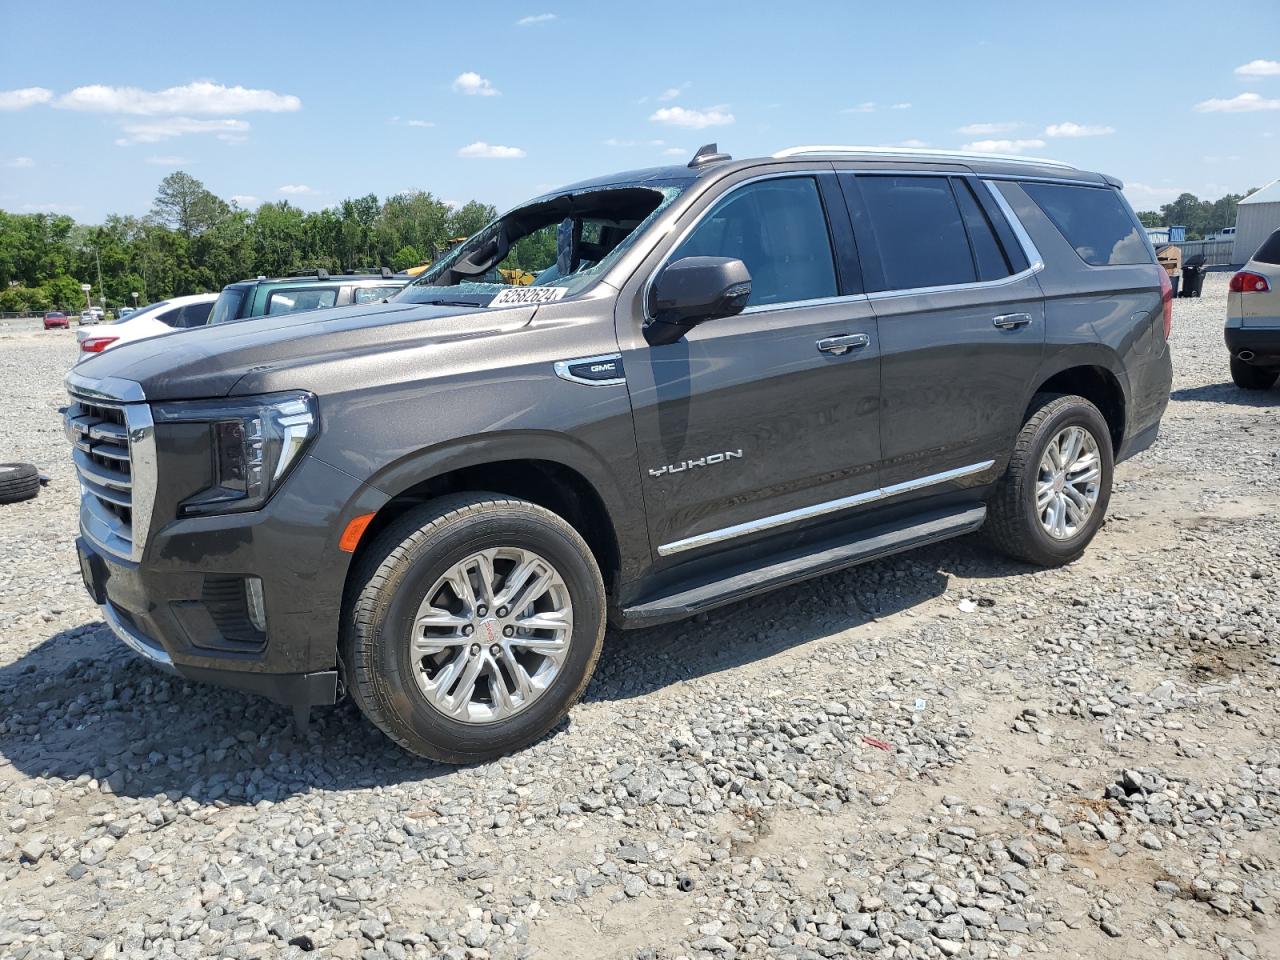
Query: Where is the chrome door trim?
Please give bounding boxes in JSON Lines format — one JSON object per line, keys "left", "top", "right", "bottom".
{"left": 656, "top": 459, "right": 995, "bottom": 556}
{"left": 982, "top": 179, "right": 1045, "bottom": 272}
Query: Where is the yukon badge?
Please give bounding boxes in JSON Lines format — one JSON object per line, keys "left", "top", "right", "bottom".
{"left": 649, "top": 450, "right": 743, "bottom": 479}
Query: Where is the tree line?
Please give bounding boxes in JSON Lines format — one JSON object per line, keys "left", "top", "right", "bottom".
{"left": 1134, "top": 188, "right": 1258, "bottom": 240}
{"left": 0, "top": 172, "right": 501, "bottom": 314}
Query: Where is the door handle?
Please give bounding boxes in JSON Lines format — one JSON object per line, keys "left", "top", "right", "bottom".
{"left": 816, "top": 333, "right": 870, "bottom": 356}
{"left": 992, "top": 313, "right": 1033, "bottom": 330}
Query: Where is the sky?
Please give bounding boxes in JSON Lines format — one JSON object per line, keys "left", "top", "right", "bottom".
{"left": 1, "top": 0, "right": 1277, "bottom": 223}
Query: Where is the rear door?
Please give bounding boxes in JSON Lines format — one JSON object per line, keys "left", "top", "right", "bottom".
{"left": 841, "top": 172, "right": 1045, "bottom": 487}
{"left": 618, "top": 170, "right": 883, "bottom": 558}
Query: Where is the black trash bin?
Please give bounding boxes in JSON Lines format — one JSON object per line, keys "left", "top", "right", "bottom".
{"left": 1181, "top": 254, "right": 1207, "bottom": 298}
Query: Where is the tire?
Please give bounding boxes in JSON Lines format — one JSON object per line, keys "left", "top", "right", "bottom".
{"left": 342, "top": 493, "right": 606, "bottom": 763}
{"left": 0, "top": 463, "right": 40, "bottom": 505}
{"left": 1230, "top": 356, "right": 1277, "bottom": 391}
{"left": 984, "top": 394, "right": 1114, "bottom": 567}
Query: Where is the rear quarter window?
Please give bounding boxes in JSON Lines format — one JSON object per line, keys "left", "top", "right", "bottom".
{"left": 1252, "top": 229, "right": 1280, "bottom": 265}
{"left": 1022, "top": 182, "right": 1151, "bottom": 266}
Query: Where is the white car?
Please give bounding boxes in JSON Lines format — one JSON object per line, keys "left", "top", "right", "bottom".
{"left": 75, "top": 294, "right": 217, "bottom": 359}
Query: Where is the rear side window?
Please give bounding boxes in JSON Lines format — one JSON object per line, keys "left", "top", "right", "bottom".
{"left": 1022, "top": 182, "right": 1150, "bottom": 266}
{"left": 353, "top": 285, "right": 403, "bottom": 304}
{"left": 671, "top": 176, "right": 838, "bottom": 307}
{"left": 265, "top": 287, "right": 338, "bottom": 315}
{"left": 857, "top": 176, "right": 977, "bottom": 290}
{"left": 953, "top": 180, "right": 1013, "bottom": 281}
{"left": 1253, "top": 229, "right": 1280, "bottom": 265}
{"left": 165, "top": 301, "right": 213, "bottom": 329}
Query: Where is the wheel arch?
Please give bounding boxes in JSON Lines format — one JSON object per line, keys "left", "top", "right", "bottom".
{"left": 1026, "top": 351, "right": 1129, "bottom": 453}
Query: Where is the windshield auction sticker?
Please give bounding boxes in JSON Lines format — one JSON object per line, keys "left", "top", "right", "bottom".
{"left": 489, "top": 286, "right": 568, "bottom": 307}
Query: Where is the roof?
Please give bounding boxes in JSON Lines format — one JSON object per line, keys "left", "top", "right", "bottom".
{"left": 1239, "top": 178, "right": 1280, "bottom": 206}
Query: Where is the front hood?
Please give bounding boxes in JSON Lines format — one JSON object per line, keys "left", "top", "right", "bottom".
{"left": 70, "top": 300, "right": 535, "bottom": 401}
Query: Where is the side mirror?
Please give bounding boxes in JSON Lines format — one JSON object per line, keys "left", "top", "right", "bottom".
{"left": 645, "top": 256, "right": 752, "bottom": 346}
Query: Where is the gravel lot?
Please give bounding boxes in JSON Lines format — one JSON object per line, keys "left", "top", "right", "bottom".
{"left": 1, "top": 272, "right": 1276, "bottom": 960}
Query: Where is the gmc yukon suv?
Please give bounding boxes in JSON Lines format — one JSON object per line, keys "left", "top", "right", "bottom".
{"left": 66, "top": 145, "right": 1172, "bottom": 762}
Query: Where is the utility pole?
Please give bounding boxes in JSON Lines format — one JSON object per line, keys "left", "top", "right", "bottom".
{"left": 94, "top": 245, "right": 105, "bottom": 310}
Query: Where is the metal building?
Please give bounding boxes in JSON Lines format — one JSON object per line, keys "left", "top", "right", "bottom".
{"left": 1233, "top": 178, "right": 1280, "bottom": 264}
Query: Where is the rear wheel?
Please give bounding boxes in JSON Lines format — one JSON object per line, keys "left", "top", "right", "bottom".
{"left": 1230, "top": 356, "right": 1277, "bottom": 390}
{"left": 342, "top": 494, "right": 606, "bottom": 763}
{"left": 984, "top": 394, "right": 1114, "bottom": 567}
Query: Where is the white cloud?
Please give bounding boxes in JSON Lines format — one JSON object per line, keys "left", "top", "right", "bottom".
{"left": 897, "top": 139, "right": 929, "bottom": 148}
{"left": 55, "top": 81, "right": 299, "bottom": 115}
{"left": 1235, "top": 59, "right": 1280, "bottom": 77}
{"left": 1123, "top": 182, "right": 1191, "bottom": 208}
{"left": 516, "top": 13, "right": 556, "bottom": 25}
{"left": 0, "top": 87, "right": 52, "bottom": 111}
{"left": 603, "top": 137, "right": 665, "bottom": 147}
{"left": 114, "top": 117, "right": 250, "bottom": 145}
{"left": 841, "top": 102, "right": 877, "bottom": 114}
{"left": 1045, "top": 121, "right": 1115, "bottom": 137}
{"left": 663, "top": 147, "right": 686, "bottom": 156}
{"left": 405, "top": 119, "right": 434, "bottom": 127}
{"left": 890, "top": 102, "right": 912, "bottom": 110}
{"left": 278, "top": 184, "right": 313, "bottom": 194}
{"left": 457, "top": 141, "right": 526, "bottom": 158}
{"left": 452, "top": 72, "right": 499, "bottom": 97}
{"left": 230, "top": 195, "right": 258, "bottom": 208}
{"left": 649, "top": 105, "right": 734, "bottom": 128}
{"left": 145, "top": 155, "right": 187, "bottom": 165}
{"left": 5, "top": 156, "right": 35, "bottom": 168}
{"left": 957, "top": 121, "right": 1018, "bottom": 135}
{"left": 1195, "top": 92, "right": 1280, "bottom": 113}
{"left": 961, "top": 138, "right": 1047, "bottom": 154}
{"left": 658, "top": 82, "right": 691, "bottom": 102}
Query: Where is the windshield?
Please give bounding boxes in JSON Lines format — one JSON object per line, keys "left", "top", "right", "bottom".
{"left": 397, "top": 183, "right": 686, "bottom": 306}
{"left": 209, "top": 287, "right": 248, "bottom": 325}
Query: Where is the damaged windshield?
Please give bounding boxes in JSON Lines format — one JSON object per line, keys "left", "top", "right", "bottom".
{"left": 398, "top": 183, "right": 686, "bottom": 306}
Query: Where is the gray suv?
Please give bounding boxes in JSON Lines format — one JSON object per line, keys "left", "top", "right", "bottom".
{"left": 65, "top": 144, "right": 1172, "bottom": 762}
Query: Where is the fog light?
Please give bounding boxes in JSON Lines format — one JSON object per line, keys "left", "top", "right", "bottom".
{"left": 245, "top": 577, "right": 267, "bottom": 633}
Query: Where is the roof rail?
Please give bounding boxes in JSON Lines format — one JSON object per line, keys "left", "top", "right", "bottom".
{"left": 348, "top": 267, "right": 396, "bottom": 279}
{"left": 291, "top": 268, "right": 331, "bottom": 280}
{"left": 772, "top": 145, "right": 1076, "bottom": 170}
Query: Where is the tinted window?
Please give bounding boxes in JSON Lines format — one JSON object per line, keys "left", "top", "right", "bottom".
{"left": 209, "top": 288, "right": 247, "bottom": 325}
{"left": 1023, "top": 182, "right": 1150, "bottom": 266}
{"left": 954, "top": 180, "right": 1012, "bottom": 281}
{"left": 353, "top": 285, "right": 403, "bottom": 304}
{"left": 671, "top": 177, "right": 837, "bottom": 307}
{"left": 166, "top": 301, "right": 213, "bottom": 328}
{"left": 859, "top": 176, "right": 976, "bottom": 290}
{"left": 265, "top": 287, "right": 338, "bottom": 315}
{"left": 1253, "top": 229, "right": 1280, "bottom": 265}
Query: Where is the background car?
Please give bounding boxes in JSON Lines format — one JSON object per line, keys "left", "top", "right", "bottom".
{"left": 208, "top": 269, "right": 408, "bottom": 324}
{"left": 115, "top": 306, "right": 135, "bottom": 320}
{"left": 75, "top": 293, "right": 217, "bottom": 358}
{"left": 1225, "top": 227, "right": 1280, "bottom": 390}
{"left": 42, "top": 311, "right": 68, "bottom": 330}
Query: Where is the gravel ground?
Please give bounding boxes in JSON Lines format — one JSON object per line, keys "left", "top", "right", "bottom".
{"left": 0, "top": 272, "right": 1276, "bottom": 960}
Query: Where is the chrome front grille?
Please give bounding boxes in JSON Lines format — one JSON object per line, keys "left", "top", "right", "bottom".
{"left": 64, "top": 375, "right": 156, "bottom": 562}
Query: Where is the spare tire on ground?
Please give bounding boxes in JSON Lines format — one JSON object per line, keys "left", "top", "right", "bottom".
{"left": 0, "top": 463, "right": 41, "bottom": 504}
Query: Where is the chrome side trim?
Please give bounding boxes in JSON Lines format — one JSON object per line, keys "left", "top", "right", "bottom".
{"left": 101, "top": 601, "right": 176, "bottom": 673}
{"left": 553, "top": 353, "right": 626, "bottom": 387}
{"left": 865, "top": 264, "right": 1043, "bottom": 302}
{"left": 65, "top": 370, "right": 147, "bottom": 403}
{"left": 772, "top": 145, "right": 1077, "bottom": 170}
{"left": 982, "top": 179, "right": 1045, "bottom": 273}
{"left": 656, "top": 460, "right": 995, "bottom": 557}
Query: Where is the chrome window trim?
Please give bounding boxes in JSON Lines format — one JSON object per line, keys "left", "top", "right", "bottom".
{"left": 642, "top": 169, "right": 843, "bottom": 322}
{"left": 553, "top": 353, "right": 627, "bottom": 387}
{"left": 982, "top": 179, "right": 1045, "bottom": 273}
{"left": 656, "top": 459, "right": 995, "bottom": 556}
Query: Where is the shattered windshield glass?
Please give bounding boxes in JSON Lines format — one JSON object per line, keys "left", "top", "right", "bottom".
{"left": 397, "top": 183, "right": 686, "bottom": 306}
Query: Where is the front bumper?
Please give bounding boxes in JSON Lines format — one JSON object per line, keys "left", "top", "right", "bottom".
{"left": 76, "top": 453, "right": 388, "bottom": 709}
{"left": 1225, "top": 326, "right": 1280, "bottom": 365}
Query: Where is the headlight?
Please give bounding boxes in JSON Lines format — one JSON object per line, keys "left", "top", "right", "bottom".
{"left": 153, "top": 391, "right": 318, "bottom": 516}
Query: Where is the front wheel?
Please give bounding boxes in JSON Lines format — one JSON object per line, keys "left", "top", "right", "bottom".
{"left": 342, "top": 494, "right": 606, "bottom": 763}
{"left": 984, "top": 393, "right": 1114, "bottom": 567}
{"left": 1230, "top": 356, "right": 1278, "bottom": 391}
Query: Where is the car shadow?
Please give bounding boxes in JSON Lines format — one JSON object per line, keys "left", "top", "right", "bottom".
{"left": 0, "top": 536, "right": 1035, "bottom": 805}
{"left": 1171, "top": 382, "right": 1277, "bottom": 406}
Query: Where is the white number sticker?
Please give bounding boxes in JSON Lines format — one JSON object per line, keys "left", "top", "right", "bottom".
{"left": 489, "top": 286, "right": 568, "bottom": 307}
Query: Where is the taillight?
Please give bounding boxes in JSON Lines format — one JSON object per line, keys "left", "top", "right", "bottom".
{"left": 1157, "top": 267, "right": 1173, "bottom": 339}
{"left": 1230, "top": 271, "right": 1271, "bottom": 293}
{"left": 80, "top": 337, "right": 118, "bottom": 353}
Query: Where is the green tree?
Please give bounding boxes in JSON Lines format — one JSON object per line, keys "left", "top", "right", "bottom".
{"left": 391, "top": 244, "right": 423, "bottom": 271}
{"left": 150, "top": 171, "right": 230, "bottom": 238}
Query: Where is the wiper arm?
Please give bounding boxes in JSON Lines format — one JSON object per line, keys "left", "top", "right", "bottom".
{"left": 423, "top": 299, "right": 485, "bottom": 308}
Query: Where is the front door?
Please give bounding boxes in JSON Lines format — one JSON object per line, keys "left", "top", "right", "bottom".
{"left": 617, "top": 173, "right": 883, "bottom": 560}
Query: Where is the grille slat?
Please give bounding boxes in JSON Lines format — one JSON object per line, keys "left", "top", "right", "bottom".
{"left": 67, "top": 395, "right": 137, "bottom": 559}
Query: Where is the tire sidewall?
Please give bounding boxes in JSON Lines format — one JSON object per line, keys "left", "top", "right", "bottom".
{"left": 368, "top": 508, "right": 603, "bottom": 759}
{"left": 1018, "top": 401, "right": 1114, "bottom": 562}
